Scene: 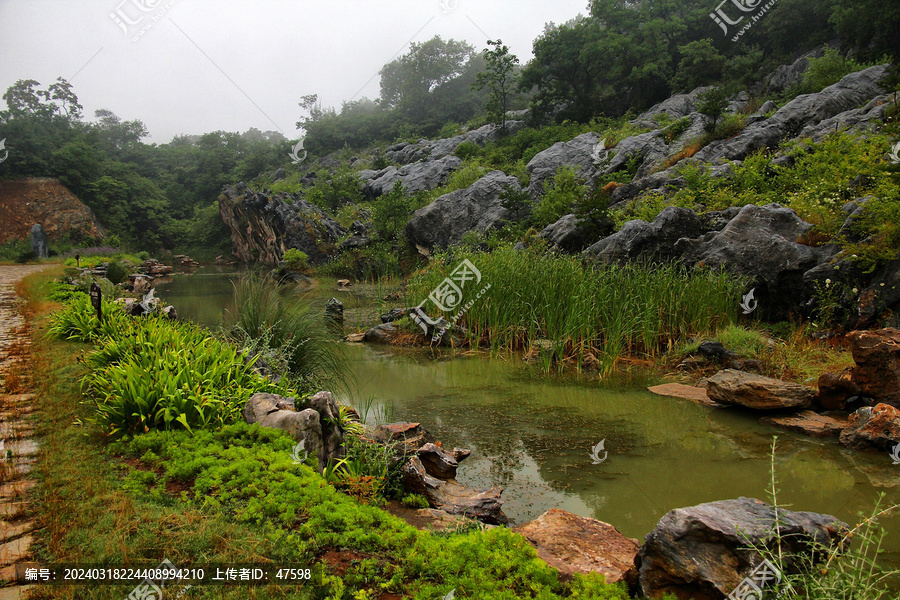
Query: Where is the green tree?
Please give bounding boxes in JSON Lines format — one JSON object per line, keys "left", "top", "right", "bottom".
{"left": 671, "top": 39, "right": 726, "bottom": 92}
{"left": 372, "top": 182, "right": 412, "bottom": 240}
{"left": 697, "top": 86, "right": 729, "bottom": 133}
{"left": 474, "top": 40, "right": 520, "bottom": 132}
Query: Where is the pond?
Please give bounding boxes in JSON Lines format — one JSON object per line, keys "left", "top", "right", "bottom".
{"left": 155, "top": 269, "right": 900, "bottom": 570}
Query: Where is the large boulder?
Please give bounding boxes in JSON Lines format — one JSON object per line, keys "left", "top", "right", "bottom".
{"left": 636, "top": 497, "right": 847, "bottom": 600}
{"left": 839, "top": 403, "right": 900, "bottom": 450}
{"left": 693, "top": 65, "right": 888, "bottom": 164}
{"left": 674, "top": 204, "right": 833, "bottom": 318}
{"left": 764, "top": 48, "right": 822, "bottom": 95}
{"left": 855, "top": 260, "right": 900, "bottom": 328}
{"left": 401, "top": 456, "right": 507, "bottom": 525}
{"left": 707, "top": 369, "right": 816, "bottom": 410}
{"left": 526, "top": 133, "right": 601, "bottom": 198}
{"left": 514, "top": 509, "right": 639, "bottom": 585}
{"left": 218, "top": 185, "right": 346, "bottom": 265}
{"left": 308, "top": 391, "right": 345, "bottom": 466}
{"left": 405, "top": 171, "right": 522, "bottom": 250}
{"left": 362, "top": 155, "right": 462, "bottom": 198}
{"left": 385, "top": 122, "right": 525, "bottom": 164}
{"left": 636, "top": 86, "right": 711, "bottom": 122}
{"left": 846, "top": 329, "right": 900, "bottom": 406}
{"left": 601, "top": 131, "right": 668, "bottom": 180}
{"left": 584, "top": 206, "right": 705, "bottom": 263}
{"left": 540, "top": 213, "right": 611, "bottom": 252}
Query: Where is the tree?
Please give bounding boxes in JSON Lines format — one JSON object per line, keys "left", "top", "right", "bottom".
{"left": 474, "top": 40, "right": 520, "bottom": 132}
{"left": 696, "top": 86, "right": 729, "bottom": 132}
{"left": 671, "top": 39, "right": 726, "bottom": 92}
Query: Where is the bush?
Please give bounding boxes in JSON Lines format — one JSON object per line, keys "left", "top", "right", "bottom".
{"left": 224, "top": 273, "right": 347, "bottom": 386}
{"left": 105, "top": 260, "right": 129, "bottom": 285}
{"left": 372, "top": 181, "right": 412, "bottom": 241}
{"left": 532, "top": 166, "right": 587, "bottom": 228}
{"left": 282, "top": 248, "right": 310, "bottom": 272}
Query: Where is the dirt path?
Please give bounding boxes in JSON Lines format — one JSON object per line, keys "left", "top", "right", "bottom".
{"left": 0, "top": 264, "right": 53, "bottom": 599}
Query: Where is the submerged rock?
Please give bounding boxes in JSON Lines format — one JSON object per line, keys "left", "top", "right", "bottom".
{"left": 759, "top": 410, "right": 848, "bottom": 438}
{"left": 514, "top": 508, "right": 639, "bottom": 585}
{"left": 636, "top": 497, "right": 847, "bottom": 600}
{"left": 707, "top": 369, "right": 816, "bottom": 410}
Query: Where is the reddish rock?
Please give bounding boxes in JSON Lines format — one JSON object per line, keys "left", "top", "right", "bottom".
{"left": 815, "top": 370, "right": 860, "bottom": 411}
{"left": 847, "top": 329, "right": 900, "bottom": 407}
{"left": 648, "top": 383, "right": 727, "bottom": 409}
{"left": 514, "top": 509, "right": 639, "bottom": 585}
{"left": 707, "top": 369, "right": 816, "bottom": 410}
{"left": 760, "top": 410, "right": 849, "bottom": 437}
{"left": 839, "top": 403, "right": 900, "bottom": 450}
{"left": 0, "top": 178, "right": 105, "bottom": 243}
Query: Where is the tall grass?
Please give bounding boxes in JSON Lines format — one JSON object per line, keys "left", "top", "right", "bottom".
{"left": 224, "top": 273, "right": 348, "bottom": 387}
{"left": 407, "top": 246, "right": 745, "bottom": 374}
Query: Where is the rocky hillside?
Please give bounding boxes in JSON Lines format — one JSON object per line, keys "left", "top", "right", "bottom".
{"left": 219, "top": 55, "right": 898, "bottom": 324}
{"left": 0, "top": 178, "right": 105, "bottom": 244}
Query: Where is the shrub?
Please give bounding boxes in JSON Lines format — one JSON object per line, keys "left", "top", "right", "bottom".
{"left": 224, "top": 273, "right": 347, "bottom": 386}
{"left": 372, "top": 181, "right": 412, "bottom": 241}
{"left": 282, "top": 248, "right": 310, "bottom": 272}
{"left": 532, "top": 166, "right": 587, "bottom": 228}
{"left": 105, "top": 260, "right": 129, "bottom": 285}
{"left": 401, "top": 493, "right": 431, "bottom": 509}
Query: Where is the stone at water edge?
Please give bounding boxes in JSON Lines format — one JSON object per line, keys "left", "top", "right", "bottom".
{"left": 847, "top": 328, "right": 900, "bottom": 408}
{"left": 308, "top": 391, "right": 345, "bottom": 466}
{"left": 648, "top": 383, "right": 727, "bottom": 409}
{"left": 416, "top": 443, "right": 459, "bottom": 480}
{"left": 707, "top": 369, "right": 816, "bottom": 410}
{"left": 759, "top": 410, "right": 848, "bottom": 438}
{"left": 815, "top": 370, "right": 861, "bottom": 411}
{"left": 513, "top": 508, "right": 639, "bottom": 585}
{"left": 401, "top": 456, "right": 507, "bottom": 525}
{"left": 839, "top": 403, "right": 900, "bottom": 451}
{"left": 363, "top": 323, "right": 397, "bottom": 344}
{"left": 635, "top": 497, "right": 848, "bottom": 600}
{"left": 324, "top": 298, "right": 344, "bottom": 321}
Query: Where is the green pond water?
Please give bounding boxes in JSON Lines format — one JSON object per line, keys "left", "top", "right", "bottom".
{"left": 155, "top": 269, "right": 900, "bottom": 570}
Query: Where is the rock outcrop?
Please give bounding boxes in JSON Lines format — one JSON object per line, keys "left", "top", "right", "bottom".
{"left": 361, "top": 154, "right": 462, "bottom": 198}
{"left": 526, "top": 133, "right": 602, "bottom": 198}
{"left": 839, "top": 403, "right": 900, "bottom": 450}
{"left": 846, "top": 329, "right": 900, "bottom": 406}
{"left": 584, "top": 207, "right": 705, "bottom": 263}
{"left": 707, "top": 369, "right": 816, "bottom": 410}
{"left": 0, "top": 178, "right": 105, "bottom": 244}
{"left": 636, "top": 497, "right": 847, "bottom": 600}
{"left": 384, "top": 122, "right": 524, "bottom": 165}
{"left": 405, "top": 171, "right": 522, "bottom": 250}
{"left": 218, "top": 184, "right": 346, "bottom": 265}
{"left": 401, "top": 456, "right": 507, "bottom": 525}
{"left": 514, "top": 509, "right": 639, "bottom": 585}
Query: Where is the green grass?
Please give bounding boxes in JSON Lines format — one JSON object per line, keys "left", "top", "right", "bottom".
{"left": 24, "top": 271, "right": 631, "bottom": 600}
{"left": 407, "top": 246, "right": 746, "bottom": 375}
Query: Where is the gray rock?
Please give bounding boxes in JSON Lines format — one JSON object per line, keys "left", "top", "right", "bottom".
{"left": 308, "top": 391, "right": 345, "bottom": 467}
{"left": 380, "top": 307, "right": 407, "bottom": 324}
{"left": 765, "top": 48, "right": 823, "bottom": 95}
{"left": 339, "top": 235, "right": 370, "bottom": 250}
{"left": 694, "top": 65, "right": 889, "bottom": 165}
{"left": 601, "top": 131, "right": 668, "bottom": 181}
{"left": 799, "top": 93, "right": 895, "bottom": 142}
{"left": 273, "top": 168, "right": 286, "bottom": 181}
{"left": 325, "top": 297, "right": 344, "bottom": 321}
{"left": 636, "top": 497, "right": 847, "bottom": 600}
{"left": 244, "top": 393, "right": 328, "bottom": 471}
{"left": 30, "top": 224, "right": 48, "bottom": 258}
{"left": 636, "top": 86, "right": 711, "bottom": 121}
{"left": 363, "top": 154, "right": 462, "bottom": 198}
{"left": 405, "top": 171, "right": 522, "bottom": 250}
{"left": 747, "top": 100, "right": 778, "bottom": 124}
{"left": 526, "top": 132, "right": 601, "bottom": 198}
{"left": 540, "top": 213, "right": 611, "bottom": 252}
{"left": 162, "top": 305, "right": 177, "bottom": 320}
{"left": 385, "top": 122, "right": 525, "bottom": 164}
{"left": 675, "top": 204, "right": 835, "bottom": 317}
{"left": 364, "top": 323, "right": 398, "bottom": 344}
{"left": 707, "top": 369, "right": 817, "bottom": 410}
{"left": 401, "top": 456, "right": 508, "bottom": 525}
{"left": 584, "top": 207, "right": 705, "bottom": 263}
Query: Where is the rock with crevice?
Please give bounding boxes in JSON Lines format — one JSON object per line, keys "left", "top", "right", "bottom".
{"left": 839, "top": 403, "right": 900, "bottom": 450}
{"left": 584, "top": 206, "right": 705, "bottom": 264}
{"left": 514, "top": 508, "right": 639, "bottom": 585}
{"left": 636, "top": 497, "right": 847, "bottom": 600}
{"left": 707, "top": 369, "right": 816, "bottom": 410}
{"left": 362, "top": 154, "right": 462, "bottom": 198}
{"left": 526, "top": 132, "right": 602, "bottom": 198}
{"left": 846, "top": 328, "right": 900, "bottom": 406}
{"left": 401, "top": 456, "right": 507, "bottom": 525}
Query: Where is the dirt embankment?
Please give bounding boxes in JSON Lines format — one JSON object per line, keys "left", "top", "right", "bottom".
{"left": 0, "top": 178, "right": 105, "bottom": 244}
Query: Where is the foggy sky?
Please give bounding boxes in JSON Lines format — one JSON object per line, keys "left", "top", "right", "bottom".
{"left": 0, "top": 0, "right": 590, "bottom": 143}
